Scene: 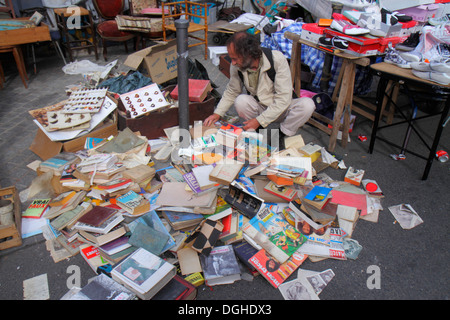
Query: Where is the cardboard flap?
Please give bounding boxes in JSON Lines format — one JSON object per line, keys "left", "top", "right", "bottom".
{"left": 123, "top": 40, "right": 170, "bottom": 70}
{"left": 29, "top": 128, "right": 63, "bottom": 160}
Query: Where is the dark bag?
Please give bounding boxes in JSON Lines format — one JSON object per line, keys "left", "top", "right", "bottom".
{"left": 218, "top": 0, "right": 245, "bottom": 21}
{"left": 312, "top": 92, "right": 335, "bottom": 120}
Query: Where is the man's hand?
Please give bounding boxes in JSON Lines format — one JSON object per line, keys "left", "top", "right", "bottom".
{"left": 243, "top": 118, "right": 261, "bottom": 131}
{"left": 204, "top": 113, "right": 221, "bottom": 127}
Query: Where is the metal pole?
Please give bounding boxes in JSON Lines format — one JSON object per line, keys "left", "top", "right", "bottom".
{"left": 175, "top": 18, "right": 190, "bottom": 148}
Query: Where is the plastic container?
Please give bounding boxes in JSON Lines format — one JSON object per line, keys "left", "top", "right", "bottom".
{"left": 436, "top": 150, "right": 449, "bottom": 162}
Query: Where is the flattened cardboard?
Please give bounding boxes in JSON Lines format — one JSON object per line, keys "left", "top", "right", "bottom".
{"left": 30, "top": 120, "right": 118, "bottom": 160}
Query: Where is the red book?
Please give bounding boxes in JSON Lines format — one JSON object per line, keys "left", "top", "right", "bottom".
{"left": 97, "top": 178, "right": 132, "bottom": 190}
{"left": 170, "top": 79, "right": 212, "bottom": 102}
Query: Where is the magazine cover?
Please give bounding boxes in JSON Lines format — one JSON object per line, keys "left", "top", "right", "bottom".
{"left": 242, "top": 207, "right": 307, "bottom": 263}
{"left": 249, "top": 249, "right": 307, "bottom": 288}
{"left": 294, "top": 210, "right": 347, "bottom": 260}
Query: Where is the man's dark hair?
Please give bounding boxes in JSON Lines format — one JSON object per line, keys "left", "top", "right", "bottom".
{"left": 226, "top": 31, "right": 262, "bottom": 60}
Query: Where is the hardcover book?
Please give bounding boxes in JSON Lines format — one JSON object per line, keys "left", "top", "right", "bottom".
{"left": 151, "top": 275, "right": 197, "bottom": 300}
{"left": 76, "top": 205, "right": 118, "bottom": 227}
{"left": 74, "top": 212, "right": 124, "bottom": 234}
{"left": 199, "top": 245, "right": 241, "bottom": 286}
{"left": 63, "top": 273, "right": 136, "bottom": 300}
{"left": 128, "top": 222, "right": 170, "bottom": 256}
{"left": 170, "top": 79, "right": 212, "bottom": 102}
{"left": 77, "top": 224, "right": 126, "bottom": 247}
{"left": 161, "top": 210, "right": 204, "bottom": 230}
{"left": 111, "top": 248, "right": 176, "bottom": 300}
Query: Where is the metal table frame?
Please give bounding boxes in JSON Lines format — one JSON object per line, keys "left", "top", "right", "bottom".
{"left": 369, "top": 62, "right": 450, "bottom": 180}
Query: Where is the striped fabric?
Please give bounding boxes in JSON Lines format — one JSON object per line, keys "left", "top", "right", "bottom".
{"left": 261, "top": 23, "right": 374, "bottom": 96}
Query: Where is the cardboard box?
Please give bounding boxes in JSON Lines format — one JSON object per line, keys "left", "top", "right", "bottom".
{"left": 399, "top": 20, "right": 418, "bottom": 37}
{"left": 324, "top": 29, "right": 381, "bottom": 56}
{"left": 219, "top": 54, "right": 231, "bottom": 79}
{"left": 300, "top": 23, "right": 326, "bottom": 44}
{"left": 378, "top": 36, "right": 407, "bottom": 54}
{"left": 124, "top": 40, "right": 178, "bottom": 84}
{"left": 397, "top": 3, "right": 439, "bottom": 22}
{"left": 117, "top": 86, "right": 217, "bottom": 140}
{"left": 30, "top": 119, "right": 118, "bottom": 160}
{"left": 0, "top": 186, "right": 22, "bottom": 251}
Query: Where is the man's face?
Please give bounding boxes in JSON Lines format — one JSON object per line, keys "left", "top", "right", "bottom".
{"left": 228, "top": 43, "right": 254, "bottom": 70}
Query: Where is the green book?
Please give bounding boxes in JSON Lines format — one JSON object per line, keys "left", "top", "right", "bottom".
{"left": 128, "top": 223, "right": 170, "bottom": 256}
{"left": 50, "top": 205, "right": 84, "bottom": 231}
{"left": 22, "top": 199, "right": 51, "bottom": 219}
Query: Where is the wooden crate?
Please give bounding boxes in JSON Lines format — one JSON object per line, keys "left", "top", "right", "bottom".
{"left": 0, "top": 186, "right": 22, "bottom": 251}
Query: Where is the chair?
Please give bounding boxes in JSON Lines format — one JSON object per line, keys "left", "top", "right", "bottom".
{"left": 92, "top": 0, "right": 136, "bottom": 60}
{"left": 0, "top": 0, "right": 16, "bottom": 18}
{"left": 0, "top": 46, "right": 28, "bottom": 89}
{"left": 0, "top": 3, "right": 26, "bottom": 89}
{"left": 54, "top": 6, "right": 98, "bottom": 62}
{"left": 162, "top": 0, "right": 208, "bottom": 59}
{"left": 129, "top": 0, "right": 165, "bottom": 49}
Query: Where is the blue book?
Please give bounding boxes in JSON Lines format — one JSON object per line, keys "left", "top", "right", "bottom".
{"left": 128, "top": 223, "right": 169, "bottom": 256}
{"left": 304, "top": 186, "right": 332, "bottom": 202}
{"left": 303, "top": 186, "right": 332, "bottom": 209}
{"left": 161, "top": 210, "right": 204, "bottom": 230}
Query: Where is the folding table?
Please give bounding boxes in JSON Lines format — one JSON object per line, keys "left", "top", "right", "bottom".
{"left": 369, "top": 62, "right": 450, "bottom": 180}
{"left": 285, "top": 31, "right": 370, "bottom": 152}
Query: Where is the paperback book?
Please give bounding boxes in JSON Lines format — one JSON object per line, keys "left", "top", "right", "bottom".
{"left": 116, "top": 190, "right": 150, "bottom": 215}
{"left": 22, "top": 198, "right": 51, "bottom": 219}
{"left": 248, "top": 249, "right": 308, "bottom": 288}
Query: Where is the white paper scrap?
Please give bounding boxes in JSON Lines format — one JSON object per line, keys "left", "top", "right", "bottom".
{"left": 23, "top": 273, "right": 50, "bottom": 300}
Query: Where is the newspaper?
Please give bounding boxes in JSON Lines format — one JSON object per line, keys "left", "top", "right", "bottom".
{"left": 388, "top": 203, "right": 424, "bottom": 229}
{"left": 289, "top": 204, "right": 347, "bottom": 260}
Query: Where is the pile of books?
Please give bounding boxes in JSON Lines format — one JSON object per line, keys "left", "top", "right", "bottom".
{"left": 25, "top": 111, "right": 387, "bottom": 300}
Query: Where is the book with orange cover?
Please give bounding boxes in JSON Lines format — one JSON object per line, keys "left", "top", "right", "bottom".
{"left": 267, "top": 173, "right": 294, "bottom": 186}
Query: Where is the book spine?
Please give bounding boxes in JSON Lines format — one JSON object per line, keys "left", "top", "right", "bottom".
{"left": 183, "top": 172, "right": 203, "bottom": 193}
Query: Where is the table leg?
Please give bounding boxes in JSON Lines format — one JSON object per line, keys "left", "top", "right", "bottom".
{"left": 329, "top": 60, "right": 353, "bottom": 152}
{"left": 341, "top": 62, "right": 356, "bottom": 148}
{"left": 422, "top": 95, "right": 450, "bottom": 180}
{"left": 400, "top": 86, "right": 419, "bottom": 155}
{"left": 369, "top": 75, "right": 389, "bottom": 154}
